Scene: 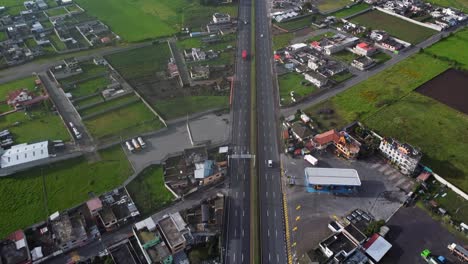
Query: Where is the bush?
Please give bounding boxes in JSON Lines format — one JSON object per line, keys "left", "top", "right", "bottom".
{"left": 365, "top": 219, "right": 386, "bottom": 236}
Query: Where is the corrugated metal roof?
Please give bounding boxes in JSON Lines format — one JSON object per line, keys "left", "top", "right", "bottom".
{"left": 305, "top": 167, "right": 361, "bottom": 186}
{"left": 1, "top": 141, "right": 49, "bottom": 168}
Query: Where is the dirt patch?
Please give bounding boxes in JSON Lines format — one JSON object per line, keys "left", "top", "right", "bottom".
{"left": 415, "top": 68, "right": 468, "bottom": 114}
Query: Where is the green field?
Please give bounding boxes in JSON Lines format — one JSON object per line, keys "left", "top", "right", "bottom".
{"left": 278, "top": 73, "right": 317, "bottom": 106}
{"left": 84, "top": 102, "right": 164, "bottom": 139}
{"left": 0, "top": 31, "right": 7, "bottom": 42}
{"left": 154, "top": 96, "right": 229, "bottom": 120}
{"left": 318, "top": 0, "right": 353, "bottom": 12}
{"left": 425, "top": 28, "right": 468, "bottom": 69}
{"left": 74, "top": 94, "right": 103, "bottom": 107}
{"left": 0, "top": 145, "right": 132, "bottom": 237}
{"left": 61, "top": 62, "right": 109, "bottom": 86}
{"left": 79, "top": 94, "right": 138, "bottom": 116}
{"left": 68, "top": 76, "right": 110, "bottom": 98}
{"left": 351, "top": 10, "right": 436, "bottom": 44}
{"left": 329, "top": 3, "right": 370, "bottom": 18}
{"left": 276, "top": 15, "right": 319, "bottom": 31}
{"left": 425, "top": 0, "right": 468, "bottom": 10}
{"left": 372, "top": 52, "right": 392, "bottom": 64}
{"left": 0, "top": 77, "right": 36, "bottom": 100}
{"left": 272, "top": 33, "right": 294, "bottom": 50}
{"left": 46, "top": 7, "right": 68, "bottom": 17}
{"left": 333, "top": 50, "right": 359, "bottom": 63}
{"left": 76, "top": 0, "right": 237, "bottom": 42}
{"left": 127, "top": 165, "right": 174, "bottom": 216}
{"left": 106, "top": 43, "right": 171, "bottom": 80}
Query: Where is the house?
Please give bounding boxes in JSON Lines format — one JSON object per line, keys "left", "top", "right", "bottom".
{"left": 353, "top": 42, "right": 377, "bottom": 56}
{"left": 363, "top": 234, "right": 392, "bottom": 262}
{"left": 307, "top": 58, "right": 325, "bottom": 71}
{"left": 380, "top": 39, "right": 403, "bottom": 52}
{"left": 212, "top": 13, "right": 231, "bottom": 24}
{"left": 324, "top": 63, "right": 346, "bottom": 76}
{"left": 189, "top": 65, "right": 210, "bottom": 80}
{"left": 31, "top": 22, "right": 44, "bottom": 34}
{"left": 351, "top": 56, "right": 375, "bottom": 71}
{"left": 379, "top": 137, "right": 422, "bottom": 175}
{"left": 0, "top": 230, "right": 31, "bottom": 264}
{"left": 370, "top": 30, "right": 389, "bottom": 42}
{"left": 304, "top": 71, "right": 328, "bottom": 88}
{"left": 36, "top": 0, "right": 48, "bottom": 9}
{"left": 191, "top": 48, "right": 207, "bottom": 61}
{"left": 323, "top": 35, "right": 359, "bottom": 55}
{"left": 168, "top": 61, "right": 180, "bottom": 78}
{"left": 7, "top": 89, "right": 33, "bottom": 106}
{"left": 158, "top": 213, "right": 189, "bottom": 254}
{"left": 133, "top": 218, "right": 172, "bottom": 264}
{"left": 291, "top": 122, "right": 314, "bottom": 141}
{"left": 313, "top": 129, "right": 340, "bottom": 150}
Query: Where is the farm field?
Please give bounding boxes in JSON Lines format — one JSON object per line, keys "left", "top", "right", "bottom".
{"left": 0, "top": 32, "right": 7, "bottom": 42}
{"left": 106, "top": 43, "right": 171, "bottom": 80}
{"left": 351, "top": 10, "right": 436, "bottom": 44}
{"left": 425, "top": 28, "right": 468, "bottom": 69}
{"left": 76, "top": 0, "right": 237, "bottom": 42}
{"left": 0, "top": 145, "right": 132, "bottom": 237}
{"left": 154, "top": 96, "right": 229, "bottom": 120}
{"left": 127, "top": 165, "right": 174, "bottom": 216}
{"left": 317, "top": 0, "right": 353, "bottom": 12}
{"left": 84, "top": 101, "right": 164, "bottom": 140}
{"left": 278, "top": 73, "right": 317, "bottom": 106}
{"left": 329, "top": 3, "right": 370, "bottom": 18}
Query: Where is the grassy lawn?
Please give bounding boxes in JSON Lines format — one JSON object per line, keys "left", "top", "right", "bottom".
{"left": 50, "top": 34, "right": 67, "bottom": 51}
{"left": 76, "top": 0, "right": 237, "bottom": 42}
{"left": 273, "top": 33, "right": 294, "bottom": 51}
{"left": 5, "top": 5, "right": 25, "bottom": 16}
{"left": 154, "top": 96, "right": 229, "bottom": 120}
{"left": 278, "top": 72, "right": 317, "bottom": 106}
{"left": 46, "top": 7, "right": 68, "bottom": 17}
{"left": 0, "top": 77, "right": 36, "bottom": 100}
{"left": 331, "top": 71, "right": 353, "bottom": 83}
{"left": 277, "top": 15, "right": 316, "bottom": 31}
{"left": 84, "top": 102, "right": 164, "bottom": 139}
{"left": 435, "top": 189, "right": 468, "bottom": 224}
{"left": 351, "top": 10, "right": 436, "bottom": 44}
{"left": 126, "top": 165, "right": 174, "bottom": 216}
{"left": 425, "top": 28, "right": 468, "bottom": 69}
{"left": 333, "top": 50, "right": 358, "bottom": 63}
{"left": 372, "top": 52, "right": 392, "bottom": 64}
{"left": 79, "top": 94, "right": 139, "bottom": 116}
{"left": 61, "top": 62, "right": 109, "bottom": 86}
{"left": 308, "top": 31, "right": 335, "bottom": 42}
{"left": 318, "top": 0, "right": 353, "bottom": 12}
{"left": 0, "top": 145, "right": 132, "bottom": 237}
{"left": 74, "top": 94, "right": 103, "bottom": 107}
{"left": 425, "top": 0, "right": 468, "bottom": 10}
{"left": 106, "top": 43, "right": 171, "bottom": 80}
{"left": 68, "top": 76, "right": 110, "bottom": 98}
{"left": 0, "top": 31, "right": 7, "bottom": 42}
{"left": 329, "top": 3, "right": 370, "bottom": 18}
{"left": 25, "top": 38, "right": 38, "bottom": 49}
{"left": 66, "top": 4, "right": 82, "bottom": 13}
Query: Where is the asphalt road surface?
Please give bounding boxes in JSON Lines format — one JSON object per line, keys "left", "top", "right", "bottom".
{"left": 223, "top": 0, "right": 252, "bottom": 262}
{"left": 255, "top": 0, "right": 288, "bottom": 262}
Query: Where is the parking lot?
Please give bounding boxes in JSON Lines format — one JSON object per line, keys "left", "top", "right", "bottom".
{"left": 282, "top": 149, "right": 412, "bottom": 258}
{"left": 382, "top": 206, "right": 466, "bottom": 264}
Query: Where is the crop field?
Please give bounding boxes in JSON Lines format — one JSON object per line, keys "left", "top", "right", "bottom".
{"left": 278, "top": 73, "right": 317, "bottom": 106}
{"left": 317, "top": 0, "right": 353, "bottom": 12}
{"left": 329, "top": 3, "right": 370, "bottom": 18}
{"left": 84, "top": 101, "right": 164, "bottom": 140}
{"left": 154, "top": 96, "right": 229, "bottom": 120}
{"left": 67, "top": 76, "right": 111, "bottom": 99}
{"left": 106, "top": 43, "right": 171, "bottom": 81}
{"left": 0, "top": 145, "right": 132, "bottom": 237}
{"left": 351, "top": 10, "right": 436, "bottom": 44}
{"left": 127, "top": 165, "right": 174, "bottom": 216}
{"left": 76, "top": 0, "right": 237, "bottom": 42}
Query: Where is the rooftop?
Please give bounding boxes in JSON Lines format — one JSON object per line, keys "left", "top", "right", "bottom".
{"left": 50, "top": 212, "right": 87, "bottom": 245}
{"left": 382, "top": 137, "right": 421, "bottom": 158}
{"left": 321, "top": 232, "right": 357, "bottom": 256}
{"left": 363, "top": 234, "right": 392, "bottom": 262}
{"left": 0, "top": 230, "right": 30, "bottom": 264}
{"left": 314, "top": 129, "right": 340, "bottom": 145}
{"left": 1, "top": 141, "right": 49, "bottom": 168}
{"left": 158, "top": 214, "right": 186, "bottom": 249}
{"left": 305, "top": 168, "right": 361, "bottom": 186}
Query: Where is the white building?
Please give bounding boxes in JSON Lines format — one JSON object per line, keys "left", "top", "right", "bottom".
{"left": 1, "top": 141, "right": 50, "bottom": 168}
{"left": 212, "top": 13, "right": 231, "bottom": 24}
{"left": 304, "top": 72, "right": 328, "bottom": 88}
{"left": 379, "top": 138, "right": 421, "bottom": 175}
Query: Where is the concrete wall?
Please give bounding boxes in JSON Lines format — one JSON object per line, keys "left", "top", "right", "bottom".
{"left": 432, "top": 173, "right": 468, "bottom": 200}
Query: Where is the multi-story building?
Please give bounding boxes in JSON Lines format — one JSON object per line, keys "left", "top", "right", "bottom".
{"left": 304, "top": 71, "right": 328, "bottom": 88}
{"left": 212, "top": 13, "right": 231, "bottom": 24}
{"left": 379, "top": 138, "right": 422, "bottom": 175}
{"left": 158, "top": 213, "right": 189, "bottom": 254}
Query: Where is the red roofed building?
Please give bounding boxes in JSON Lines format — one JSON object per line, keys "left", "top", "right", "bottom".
{"left": 363, "top": 234, "right": 392, "bottom": 262}
{"left": 417, "top": 171, "right": 431, "bottom": 182}
{"left": 86, "top": 197, "right": 103, "bottom": 216}
{"left": 0, "top": 230, "right": 32, "bottom": 264}
{"left": 7, "top": 89, "right": 48, "bottom": 110}
{"left": 313, "top": 129, "right": 340, "bottom": 149}
{"left": 353, "top": 42, "right": 377, "bottom": 56}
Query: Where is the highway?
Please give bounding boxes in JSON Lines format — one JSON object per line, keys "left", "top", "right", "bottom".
{"left": 255, "top": 0, "right": 288, "bottom": 262}
{"left": 223, "top": 0, "right": 252, "bottom": 262}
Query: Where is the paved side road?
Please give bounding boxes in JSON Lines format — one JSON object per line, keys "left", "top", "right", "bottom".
{"left": 281, "top": 28, "right": 458, "bottom": 116}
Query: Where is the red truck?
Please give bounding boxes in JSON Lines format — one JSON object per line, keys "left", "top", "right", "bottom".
{"left": 242, "top": 50, "right": 247, "bottom": 60}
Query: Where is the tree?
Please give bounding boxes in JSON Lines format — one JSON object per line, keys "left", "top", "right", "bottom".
{"left": 302, "top": 2, "right": 313, "bottom": 10}
{"left": 364, "top": 219, "right": 386, "bottom": 236}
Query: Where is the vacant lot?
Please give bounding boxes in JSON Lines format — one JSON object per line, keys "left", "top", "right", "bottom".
{"left": 79, "top": 94, "right": 139, "bottom": 116}
{"left": 0, "top": 145, "right": 132, "bottom": 237}
{"left": 278, "top": 73, "right": 317, "bottom": 106}
{"left": 154, "top": 96, "right": 228, "bottom": 120}
{"left": 273, "top": 33, "right": 294, "bottom": 50}
{"left": 67, "top": 76, "right": 111, "bottom": 99}
{"left": 84, "top": 101, "right": 164, "bottom": 140}
{"left": 317, "top": 0, "right": 353, "bottom": 12}
{"left": 351, "top": 10, "right": 436, "bottom": 44}
{"left": 415, "top": 69, "right": 468, "bottom": 114}
{"left": 106, "top": 43, "right": 171, "bottom": 80}
{"left": 60, "top": 62, "right": 109, "bottom": 87}
{"left": 425, "top": 28, "right": 468, "bottom": 69}
{"left": 329, "top": 3, "right": 370, "bottom": 18}
{"left": 276, "top": 14, "right": 324, "bottom": 31}
{"left": 127, "top": 165, "right": 174, "bottom": 216}
{"left": 76, "top": 0, "right": 237, "bottom": 42}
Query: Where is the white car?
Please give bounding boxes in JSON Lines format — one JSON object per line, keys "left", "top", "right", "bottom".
{"left": 260, "top": 34, "right": 264, "bottom": 38}
{"left": 268, "top": 160, "right": 273, "bottom": 167}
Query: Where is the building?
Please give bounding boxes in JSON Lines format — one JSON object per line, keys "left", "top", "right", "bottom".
{"left": 0, "top": 230, "right": 31, "bottom": 264}
{"left": 167, "top": 61, "right": 180, "bottom": 78}
{"left": 194, "top": 160, "right": 215, "bottom": 179}
{"left": 305, "top": 167, "right": 361, "bottom": 193}
{"left": 380, "top": 39, "right": 403, "bottom": 52}
{"left": 291, "top": 122, "right": 314, "bottom": 141}
{"left": 189, "top": 65, "right": 210, "bottom": 80}
{"left": 319, "top": 231, "right": 358, "bottom": 259}
{"left": 333, "top": 131, "right": 361, "bottom": 159}
{"left": 212, "top": 13, "right": 231, "bottom": 24}
{"left": 362, "top": 234, "right": 392, "bottom": 262}
{"left": 370, "top": 30, "right": 389, "bottom": 42}
{"left": 351, "top": 56, "right": 375, "bottom": 71}
{"left": 313, "top": 129, "right": 340, "bottom": 150}
{"left": 157, "top": 213, "right": 189, "bottom": 254}
{"left": 379, "top": 137, "right": 421, "bottom": 175}
{"left": 199, "top": 172, "right": 224, "bottom": 186}
{"left": 133, "top": 218, "right": 172, "bottom": 264}
{"left": 304, "top": 71, "right": 328, "bottom": 87}
{"left": 0, "top": 141, "right": 50, "bottom": 168}
{"left": 7, "top": 89, "right": 33, "bottom": 106}
{"left": 323, "top": 35, "right": 359, "bottom": 55}
{"left": 353, "top": 42, "right": 377, "bottom": 56}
